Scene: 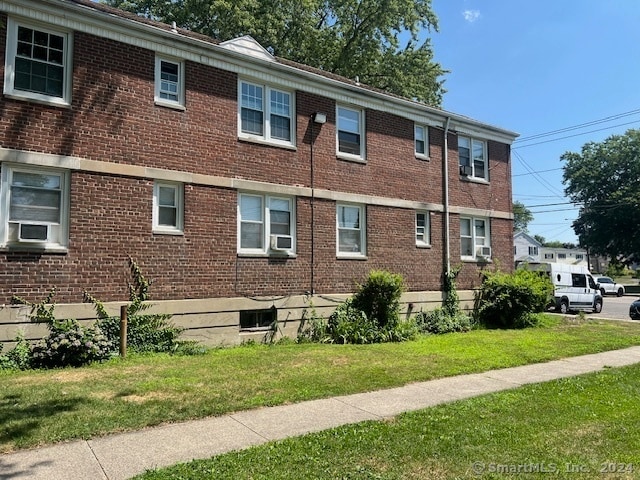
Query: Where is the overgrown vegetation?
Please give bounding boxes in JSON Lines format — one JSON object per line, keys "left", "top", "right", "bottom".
{"left": 1, "top": 257, "right": 198, "bottom": 371}
{"left": 415, "top": 266, "right": 473, "bottom": 334}
{"left": 298, "top": 270, "right": 417, "bottom": 344}
{"left": 474, "top": 268, "right": 554, "bottom": 329}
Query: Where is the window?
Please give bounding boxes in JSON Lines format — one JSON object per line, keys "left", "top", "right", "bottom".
{"left": 416, "top": 211, "right": 430, "bottom": 246}
{"left": 415, "top": 125, "right": 429, "bottom": 159}
{"left": 239, "top": 81, "right": 293, "bottom": 145}
{"left": 337, "top": 204, "right": 366, "bottom": 257}
{"left": 240, "top": 309, "right": 276, "bottom": 331}
{"left": 460, "top": 217, "right": 490, "bottom": 259}
{"left": 155, "top": 56, "right": 184, "bottom": 108}
{"left": 4, "top": 18, "right": 72, "bottom": 105}
{"left": 337, "top": 106, "right": 365, "bottom": 160}
{"left": 458, "top": 135, "right": 487, "bottom": 180}
{"left": 153, "top": 182, "right": 183, "bottom": 234}
{"left": 576, "top": 254, "right": 584, "bottom": 260}
{"left": 558, "top": 253, "right": 567, "bottom": 259}
{"left": 544, "top": 253, "right": 554, "bottom": 260}
{"left": 238, "top": 193, "right": 295, "bottom": 254}
{"left": 0, "top": 165, "right": 69, "bottom": 249}
{"left": 528, "top": 246, "right": 538, "bottom": 255}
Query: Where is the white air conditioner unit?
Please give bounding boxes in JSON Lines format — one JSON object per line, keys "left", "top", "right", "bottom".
{"left": 17, "top": 223, "right": 49, "bottom": 243}
{"left": 459, "top": 165, "right": 473, "bottom": 176}
{"left": 270, "top": 235, "right": 293, "bottom": 251}
{"left": 476, "top": 246, "right": 491, "bottom": 257}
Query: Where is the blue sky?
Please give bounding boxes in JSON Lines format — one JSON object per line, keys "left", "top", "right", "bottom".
{"left": 428, "top": 1, "right": 640, "bottom": 244}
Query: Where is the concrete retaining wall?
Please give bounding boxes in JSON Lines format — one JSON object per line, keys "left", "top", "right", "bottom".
{"left": 0, "top": 290, "right": 477, "bottom": 348}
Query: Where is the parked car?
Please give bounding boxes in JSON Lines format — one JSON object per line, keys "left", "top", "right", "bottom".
{"left": 595, "top": 276, "right": 625, "bottom": 297}
{"left": 630, "top": 299, "right": 640, "bottom": 320}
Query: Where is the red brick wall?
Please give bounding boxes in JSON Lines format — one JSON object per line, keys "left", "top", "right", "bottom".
{"left": 0, "top": 23, "right": 513, "bottom": 303}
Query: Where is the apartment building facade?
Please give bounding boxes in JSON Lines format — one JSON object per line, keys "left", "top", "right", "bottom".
{"left": 0, "top": 0, "right": 517, "bottom": 343}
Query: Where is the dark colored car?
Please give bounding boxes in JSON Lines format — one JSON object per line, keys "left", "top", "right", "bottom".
{"left": 630, "top": 299, "right": 640, "bottom": 320}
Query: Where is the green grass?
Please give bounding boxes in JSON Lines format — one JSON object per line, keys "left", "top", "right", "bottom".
{"left": 2, "top": 315, "right": 640, "bottom": 453}
{"left": 136, "top": 364, "right": 640, "bottom": 479}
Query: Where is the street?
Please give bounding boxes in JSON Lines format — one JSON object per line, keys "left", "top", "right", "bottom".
{"left": 593, "top": 294, "right": 639, "bottom": 321}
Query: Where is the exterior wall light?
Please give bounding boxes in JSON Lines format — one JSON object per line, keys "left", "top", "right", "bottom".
{"left": 313, "top": 112, "right": 327, "bottom": 124}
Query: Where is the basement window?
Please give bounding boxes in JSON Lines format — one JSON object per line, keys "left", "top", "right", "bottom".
{"left": 240, "top": 308, "right": 276, "bottom": 331}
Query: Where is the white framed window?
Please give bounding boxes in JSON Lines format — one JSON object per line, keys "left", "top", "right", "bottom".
{"left": 0, "top": 164, "right": 69, "bottom": 250}
{"left": 238, "top": 80, "right": 294, "bottom": 146}
{"left": 4, "top": 18, "right": 73, "bottom": 106}
{"left": 458, "top": 135, "right": 488, "bottom": 180}
{"left": 415, "top": 125, "right": 429, "bottom": 159}
{"left": 337, "top": 203, "right": 366, "bottom": 257}
{"left": 576, "top": 254, "right": 584, "bottom": 260}
{"left": 238, "top": 193, "right": 295, "bottom": 255}
{"left": 153, "top": 182, "right": 183, "bottom": 234}
{"left": 337, "top": 105, "right": 365, "bottom": 160}
{"left": 528, "top": 246, "right": 538, "bottom": 255}
{"left": 155, "top": 56, "right": 185, "bottom": 108}
{"left": 416, "top": 211, "right": 430, "bottom": 246}
{"left": 544, "top": 253, "right": 554, "bottom": 260}
{"left": 460, "top": 217, "right": 490, "bottom": 260}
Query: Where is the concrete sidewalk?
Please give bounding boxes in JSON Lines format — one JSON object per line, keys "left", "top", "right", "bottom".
{"left": 3, "top": 346, "right": 640, "bottom": 480}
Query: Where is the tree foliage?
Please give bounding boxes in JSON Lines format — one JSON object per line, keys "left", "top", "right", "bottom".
{"left": 513, "top": 200, "right": 533, "bottom": 233}
{"left": 102, "top": 0, "right": 446, "bottom": 105}
{"left": 562, "top": 129, "right": 640, "bottom": 260}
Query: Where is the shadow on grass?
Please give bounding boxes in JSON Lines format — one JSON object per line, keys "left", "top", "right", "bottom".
{"left": 0, "top": 392, "right": 85, "bottom": 448}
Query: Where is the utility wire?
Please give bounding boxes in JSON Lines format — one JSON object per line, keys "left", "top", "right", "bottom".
{"left": 513, "top": 119, "right": 640, "bottom": 149}
{"left": 513, "top": 167, "right": 563, "bottom": 177}
{"left": 514, "top": 108, "right": 640, "bottom": 143}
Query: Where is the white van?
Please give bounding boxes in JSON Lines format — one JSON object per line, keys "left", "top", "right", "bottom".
{"left": 520, "top": 262, "right": 603, "bottom": 314}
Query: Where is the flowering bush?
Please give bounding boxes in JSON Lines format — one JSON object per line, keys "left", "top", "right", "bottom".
{"left": 31, "top": 319, "right": 114, "bottom": 368}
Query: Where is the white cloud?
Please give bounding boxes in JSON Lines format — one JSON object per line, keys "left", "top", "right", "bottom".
{"left": 463, "top": 9, "right": 481, "bottom": 23}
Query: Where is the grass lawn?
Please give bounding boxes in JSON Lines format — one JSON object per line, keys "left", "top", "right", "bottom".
{"left": 136, "top": 363, "right": 640, "bottom": 480}
{"left": 2, "top": 316, "right": 640, "bottom": 453}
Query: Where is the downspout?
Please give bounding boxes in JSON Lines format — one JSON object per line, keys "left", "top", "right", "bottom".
{"left": 443, "top": 117, "right": 451, "bottom": 276}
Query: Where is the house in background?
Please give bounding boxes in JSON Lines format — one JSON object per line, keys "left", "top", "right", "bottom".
{"left": 514, "top": 231, "right": 542, "bottom": 264}
{"left": 0, "top": 0, "right": 517, "bottom": 345}
{"left": 514, "top": 232, "right": 588, "bottom": 269}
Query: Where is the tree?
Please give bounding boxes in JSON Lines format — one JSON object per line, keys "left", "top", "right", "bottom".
{"left": 562, "top": 129, "right": 640, "bottom": 260}
{"left": 513, "top": 200, "right": 533, "bottom": 233}
{"left": 102, "top": 0, "right": 447, "bottom": 105}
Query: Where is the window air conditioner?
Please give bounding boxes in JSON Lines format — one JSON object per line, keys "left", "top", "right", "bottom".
{"left": 476, "top": 246, "right": 491, "bottom": 257}
{"left": 270, "top": 235, "right": 293, "bottom": 251}
{"left": 18, "top": 223, "right": 49, "bottom": 243}
{"left": 459, "top": 165, "right": 473, "bottom": 176}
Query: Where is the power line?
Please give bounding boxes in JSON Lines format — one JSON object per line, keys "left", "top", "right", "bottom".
{"left": 513, "top": 167, "right": 563, "bottom": 177}
{"left": 512, "top": 150, "right": 565, "bottom": 198}
{"left": 514, "top": 108, "right": 640, "bottom": 143}
{"left": 513, "top": 119, "right": 640, "bottom": 149}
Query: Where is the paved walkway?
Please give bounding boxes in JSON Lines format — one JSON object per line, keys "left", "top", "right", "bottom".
{"left": 3, "top": 346, "right": 640, "bottom": 480}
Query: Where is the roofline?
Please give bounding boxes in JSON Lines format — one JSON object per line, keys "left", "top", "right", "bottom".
{"left": 2, "top": 0, "right": 519, "bottom": 143}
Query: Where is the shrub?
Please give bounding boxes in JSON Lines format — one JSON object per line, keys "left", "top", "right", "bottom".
{"left": 0, "top": 334, "right": 32, "bottom": 370}
{"left": 474, "top": 269, "right": 554, "bottom": 329}
{"left": 415, "top": 308, "right": 473, "bottom": 334}
{"left": 352, "top": 270, "right": 404, "bottom": 329}
{"left": 89, "top": 257, "right": 185, "bottom": 354}
{"left": 31, "top": 319, "right": 113, "bottom": 368}
{"left": 326, "top": 299, "right": 379, "bottom": 344}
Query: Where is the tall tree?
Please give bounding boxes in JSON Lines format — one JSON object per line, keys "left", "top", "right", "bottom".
{"left": 562, "top": 129, "right": 640, "bottom": 260}
{"left": 102, "top": 0, "right": 446, "bottom": 105}
{"left": 513, "top": 200, "right": 533, "bottom": 233}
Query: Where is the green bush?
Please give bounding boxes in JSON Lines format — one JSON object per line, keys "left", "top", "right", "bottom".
{"left": 326, "top": 299, "right": 379, "bottom": 344}
{"left": 474, "top": 269, "right": 554, "bottom": 329}
{"left": 415, "top": 308, "right": 473, "bottom": 334}
{"left": 96, "top": 313, "right": 182, "bottom": 354}
{"left": 352, "top": 270, "right": 404, "bottom": 329}
{"left": 0, "top": 334, "right": 32, "bottom": 370}
{"left": 31, "top": 319, "right": 113, "bottom": 368}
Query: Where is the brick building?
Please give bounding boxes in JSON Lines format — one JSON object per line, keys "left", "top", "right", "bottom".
{"left": 0, "top": 0, "right": 517, "bottom": 344}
